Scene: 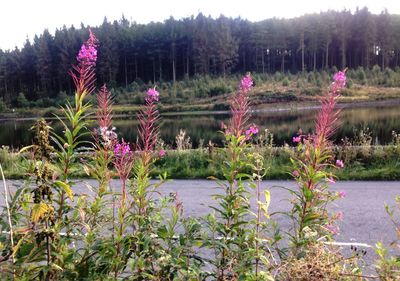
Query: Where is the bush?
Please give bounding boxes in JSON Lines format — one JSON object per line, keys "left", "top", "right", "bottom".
{"left": 0, "top": 98, "right": 7, "bottom": 112}
{"left": 356, "top": 67, "right": 367, "bottom": 85}
{"left": 16, "top": 92, "right": 29, "bottom": 108}
{"left": 282, "top": 77, "right": 290, "bottom": 86}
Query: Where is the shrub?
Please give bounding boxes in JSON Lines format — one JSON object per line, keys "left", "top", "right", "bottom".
{"left": 356, "top": 67, "right": 367, "bottom": 85}
{"left": 282, "top": 77, "right": 290, "bottom": 86}
{"left": 0, "top": 98, "right": 7, "bottom": 112}
{"left": 16, "top": 92, "right": 29, "bottom": 108}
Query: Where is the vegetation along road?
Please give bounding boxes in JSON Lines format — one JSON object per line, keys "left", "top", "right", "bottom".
{"left": 3, "top": 179, "right": 399, "bottom": 260}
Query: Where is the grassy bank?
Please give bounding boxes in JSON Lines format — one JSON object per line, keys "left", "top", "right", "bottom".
{"left": 3, "top": 68, "right": 400, "bottom": 118}
{"left": 2, "top": 145, "right": 399, "bottom": 180}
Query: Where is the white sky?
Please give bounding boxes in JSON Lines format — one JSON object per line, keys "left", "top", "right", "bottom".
{"left": 1, "top": 0, "right": 400, "bottom": 50}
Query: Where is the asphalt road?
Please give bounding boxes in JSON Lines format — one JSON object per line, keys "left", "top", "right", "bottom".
{"left": 2, "top": 179, "right": 400, "bottom": 273}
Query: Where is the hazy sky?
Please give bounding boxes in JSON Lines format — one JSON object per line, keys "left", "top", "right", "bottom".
{"left": 1, "top": 0, "right": 400, "bottom": 50}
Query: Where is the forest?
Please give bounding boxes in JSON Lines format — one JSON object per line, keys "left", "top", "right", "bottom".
{"left": 1, "top": 7, "right": 400, "bottom": 105}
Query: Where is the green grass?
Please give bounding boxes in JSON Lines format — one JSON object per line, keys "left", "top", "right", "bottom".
{"left": 2, "top": 145, "right": 400, "bottom": 180}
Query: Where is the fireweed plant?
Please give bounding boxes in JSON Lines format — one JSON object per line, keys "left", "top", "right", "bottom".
{"left": 0, "top": 29, "right": 202, "bottom": 280}
{"left": 203, "top": 74, "right": 273, "bottom": 280}
{"left": 124, "top": 88, "right": 202, "bottom": 279}
{"left": 1, "top": 31, "right": 394, "bottom": 280}
{"left": 0, "top": 30, "right": 98, "bottom": 280}
{"left": 287, "top": 70, "right": 347, "bottom": 253}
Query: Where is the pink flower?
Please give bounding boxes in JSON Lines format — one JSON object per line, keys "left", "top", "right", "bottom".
{"left": 158, "top": 149, "right": 166, "bottom": 157}
{"left": 325, "top": 224, "right": 339, "bottom": 235}
{"left": 292, "top": 170, "right": 300, "bottom": 177}
{"left": 338, "top": 191, "right": 346, "bottom": 198}
{"left": 245, "top": 125, "right": 259, "bottom": 139}
{"left": 77, "top": 45, "right": 97, "bottom": 66}
{"left": 77, "top": 29, "right": 98, "bottom": 67}
{"left": 292, "top": 136, "right": 301, "bottom": 143}
{"left": 335, "top": 211, "right": 344, "bottom": 220}
{"left": 114, "top": 142, "right": 131, "bottom": 156}
{"left": 333, "top": 71, "right": 346, "bottom": 88}
{"left": 240, "top": 73, "right": 253, "bottom": 92}
{"left": 146, "top": 87, "right": 159, "bottom": 102}
{"left": 112, "top": 140, "right": 135, "bottom": 203}
{"left": 336, "top": 159, "right": 344, "bottom": 169}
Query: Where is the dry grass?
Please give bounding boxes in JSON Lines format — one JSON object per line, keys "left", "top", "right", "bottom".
{"left": 277, "top": 243, "right": 364, "bottom": 281}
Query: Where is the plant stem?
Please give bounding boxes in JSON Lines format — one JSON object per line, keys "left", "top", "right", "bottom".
{"left": 0, "top": 163, "right": 15, "bottom": 279}
{"left": 255, "top": 177, "right": 261, "bottom": 277}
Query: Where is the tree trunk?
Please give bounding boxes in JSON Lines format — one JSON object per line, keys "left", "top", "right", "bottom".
{"left": 171, "top": 42, "right": 176, "bottom": 83}
{"left": 255, "top": 48, "right": 258, "bottom": 72}
{"left": 172, "top": 57, "right": 176, "bottom": 83}
{"left": 124, "top": 55, "right": 128, "bottom": 88}
{"left": 313, "top": 49, "right": 316, "bottom": 72}
{"left": 300, "top": 32, "right": 305, "bottom": 72}
{"left": 261, "top": 48, "right": 265, "bottom": 74}
{"left": 159, "top": 53, "right": 162, "bottom": 82}
{"left": 341, "top": 36, "right": 346, "bottom": 69}
{"left": 186, "top": 47, "right": 190, "bottom": 78}
{"left": 152, "top": 58, "right": 156, "bottom": 83}
{"left": 134, "top": 55, "right": 138, "bottom": 80}
{"left": 242, "top": 50, "right": 246, "bottom": 71}
{"left": 325, "top": 42, "right": 329, "bottom": 69}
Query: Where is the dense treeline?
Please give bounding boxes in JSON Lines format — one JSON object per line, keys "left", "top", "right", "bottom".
{"left": 1, "top": 7, "right": 400, "bottom": 104}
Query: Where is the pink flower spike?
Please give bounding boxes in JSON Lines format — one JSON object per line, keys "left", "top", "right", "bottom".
{"left": 159, "top": 149, "right": 166, "bottom": 157}
{"left": 240, "top": 73, "right": 253, "bottom": 92}
{"left": 333, "top": 71, "right": 346, "bottom": 88}
{"left": 146, "top": 87, "right": 159, "bottom": 102}
{"left": 338, "top": 191, "right": 346, "bottom": 198}
{"left": 336, "top": 159, "right": 344, "bottom": 169}
{"left": 292, "top": 170, "right": 299, "bottom": 177}
{"left": 292, "top": 136, "right": 301, "bottom": 143}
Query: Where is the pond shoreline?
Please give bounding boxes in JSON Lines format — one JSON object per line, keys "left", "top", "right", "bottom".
{"left": 1, "top": 97, "right": 400, "bottom": 121}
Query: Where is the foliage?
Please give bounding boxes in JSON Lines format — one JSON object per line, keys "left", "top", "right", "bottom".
{"left": 2, "top": 30, "right": 400, "bottom": 281}
{"left": 3, "top": 9, "right": 400, "bottom": 105}
{"left": 16, "top": 93, "right": 29, "bottom": 108}
{"left": 374, "top": 196, "right": 400, "bottom": 280}
{"left": 283, "top": 71, "right": 347, "bottom": 254}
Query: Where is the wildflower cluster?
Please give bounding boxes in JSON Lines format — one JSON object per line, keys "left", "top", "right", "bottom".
{"left": 292, "top": 135, "right": 302, "bottom": 143}
{"left": 246, "top": 124, "right": 259, "bottom": 139}
{"left": 77, "top": 29, "right": 98, "bottom": 67}
{"left": 240, "top": 72, "right": 253, "bottom": 92}
{"left": 146, "top": 87, "right": 159, "bottom": 102}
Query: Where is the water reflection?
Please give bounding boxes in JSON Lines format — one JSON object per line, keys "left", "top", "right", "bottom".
{"left": 1, "top": 104, "right": 400, "bottom": 149}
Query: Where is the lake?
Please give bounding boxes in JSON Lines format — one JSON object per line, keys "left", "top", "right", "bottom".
{"left": 1, "top": 102, "right": 400, "bottom": 149}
